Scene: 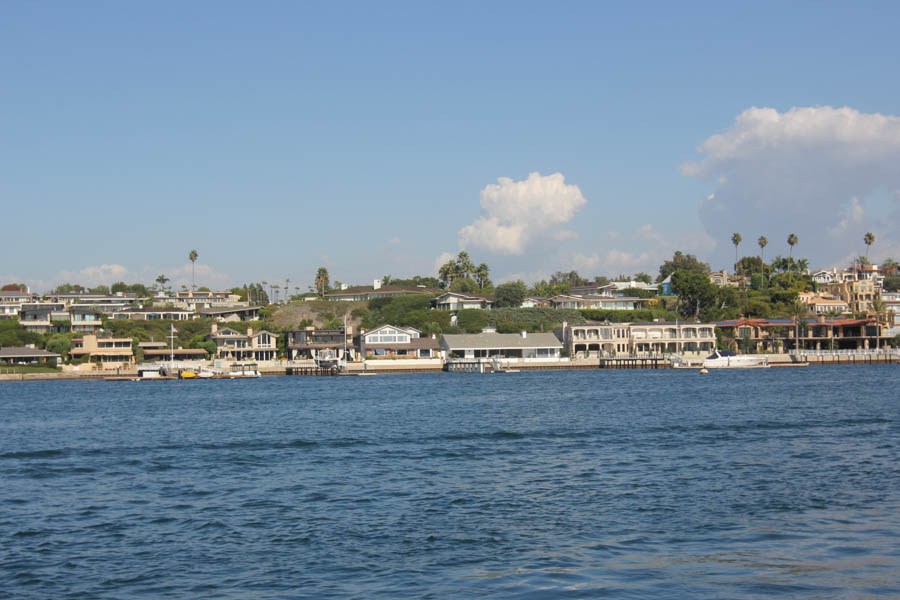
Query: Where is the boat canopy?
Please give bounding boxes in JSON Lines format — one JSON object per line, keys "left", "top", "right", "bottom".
{"left": 706, "top": 350, "right": 736, "bottom": 359}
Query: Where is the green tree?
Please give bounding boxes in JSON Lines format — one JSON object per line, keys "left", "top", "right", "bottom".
{"left": 494, "top": 281, "right": 527, "bottom": 308}
{"left": 456, "top": 309, "right": 489, "bottom": 333}
{"left": 189, "top": 249, "right": 198, "bottom": 290}
{"left": 657, "top": 251, "right": 711, "bottom": 283}
{"left": 450, "top": 277, "right": 478, "bottom": 294}
{"left": 633, "top": 272, "right": 652, "bottom": 285}
{"left": 670, "top": 270, "right": 718, "bottom": 319}
{"left": 155, "top": 274, "right": 169, "bottom": 292}
{"left": 881, "top": 258, "right": 898, "bottom": 276}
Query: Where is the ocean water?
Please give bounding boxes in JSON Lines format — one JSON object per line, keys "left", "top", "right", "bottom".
{"left": 2, "top": 366, "right": 899, "bottom": 599}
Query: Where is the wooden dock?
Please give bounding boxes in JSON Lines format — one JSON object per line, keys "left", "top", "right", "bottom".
{"left": 285, "top": 365, "right": 341, "bottom": 376}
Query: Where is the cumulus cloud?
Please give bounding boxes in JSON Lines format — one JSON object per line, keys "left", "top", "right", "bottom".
{"left": 458, "top": 172, "right": 587, "bottom": 255}
{"left": 432, "top": 251, "right": 455, "bottom": 275}
{"left": 682, "top": 105, "right": 900, "bottom": 267}
{"left": 56, "top": 264, "right": 130, "bottom": 287}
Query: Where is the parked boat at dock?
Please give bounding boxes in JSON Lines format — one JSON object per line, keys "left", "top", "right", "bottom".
{"left": 702, "top": 350, "right": 769, "bottom": 369}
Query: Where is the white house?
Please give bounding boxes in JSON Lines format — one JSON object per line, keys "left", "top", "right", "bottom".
{"left": 440, "top": 331, "right": 563, "bottom": 362}
{"left": 433, "top": 292, "right": 494, "bottom": 311}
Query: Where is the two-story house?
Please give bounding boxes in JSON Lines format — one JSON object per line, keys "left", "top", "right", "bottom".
{"left": 284, "top": 327, "right": 353, "bottom": 362}
{"left": 358, "top": 325, "right": 439, "bottom": 359}
{"left": 69, "top": 335, "right": 134, "bottom": 367}
{"left": 432, "top": 292, "right": 494, "bottom": 311}
{"left": 209, "top": 323, "right": 277, "bottom": 361}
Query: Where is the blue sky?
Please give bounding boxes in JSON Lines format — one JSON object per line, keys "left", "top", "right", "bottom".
{"left": 3, "top": 1, "right": 900, "bottom": 292}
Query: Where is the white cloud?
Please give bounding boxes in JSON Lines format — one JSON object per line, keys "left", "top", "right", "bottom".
{"left": 56, "top": 264, "right": 130, "bottom": 287}
{"left": 432, "top": 251, "right": 455, "bottom": 276}
{"left": 682, "top": 105, "right": 900, "bottom": 267}
{"left": 458, "top": 172, "right": 587, "bottom": 255}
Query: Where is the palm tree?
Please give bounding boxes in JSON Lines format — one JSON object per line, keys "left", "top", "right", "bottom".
{"left": 731, "top": 232, "right": 742, "bottom": 274}
{"left": 758, "top": 236, "right": 768, "bottom": 289}
{"left": 155, "top": 274, "right": 169, "bottom": 292}
{"left": 788, "top": 300, "right": 808, "bottom": 352}
{"left": 475, "top": 263, "right": 490, "bottom": 289}
{"left": 456, "top": 251, "right": 474, "bottom": 279}
{"left": 864, "top": 232, "right": 875, "bottom": 260}
{"left": 787, "top": 233, "right": 798, "bottom": 283}
{"left": 438, "top": 261, "right": 459, "bottom": 288}
{"left": 315, "top": 267, "right": 330, "bottom": 297}
{"left": 261, "top": 281, "right": 268, "bottom": 305}
{"left": 188, "top": 249, "right": 198, "bottom": 290}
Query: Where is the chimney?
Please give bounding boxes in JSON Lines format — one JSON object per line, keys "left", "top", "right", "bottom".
{"left": 521, "top": 330, "right": 527, "bottom": 338}
{"left": 431, "top": 333, "right": 436, "bottom": 340}
{"left": 373, "top": 279, "right": 382, "bottom": 290}
{"left": 247, "top": 327, "right": 253, "bottom": 337}
{"left": 211, "top": 322, "right": 218, "bottom": 334}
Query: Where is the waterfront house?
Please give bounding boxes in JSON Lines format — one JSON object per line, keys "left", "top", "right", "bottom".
{"left": 433, "top": 292, "right": 494, "bottom": 311}
{"left": 141, "top": 347, "right": 209, "bottom": 361}
{"left": 209, "top": 324, "right": 277, "bottom": 361}
{"left": 284, "top": 327, "right": 354, "bottom": 362}
{"left": 0, "top": 345, "right": 60, "bottom": 366}
{"left": 358, "top": 325, "right": 439, "bottom": 358}
{"left": 715, "top": 316, "right": 885, "bottom": 351}
{"left": 564, "top": 321, "right": 715, "bottom": 357}
{"left": 440, "top": 331, "right": 563, "bottom": 362}
{"left": 69, "top": 335, "right": 134, "bottom": 367}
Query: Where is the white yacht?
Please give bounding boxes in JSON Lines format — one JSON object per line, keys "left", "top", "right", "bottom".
{"left": 702, "top": 350, "right": 769, "bottom": 369}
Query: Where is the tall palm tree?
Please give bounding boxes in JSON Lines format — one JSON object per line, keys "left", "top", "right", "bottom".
{"left": 758, "top": 236, "right": 768, "bottom": 289}
{"left": 456, "top": 251, "right": 474, "bottom": 279}
{"left": 261, "top": 281, "right": 268, "bottom": 305}
{"left": 787, "top": 233, "right": 798, "bottom": 283}
{"left": 475, "top": 263, "right": 490, "bottom": 289}
{"left": 788, "top": 300, "right": 808, "bottom": 352}
{"left": 188, "top": 249, "right": 198, "bottom": 290}
{"left": 731, "top": 232, "right": 742, "bottom": 274}
{"left": 864, "top": 232, "right": 875, "bottom": 260}
{"left": 315, "top": 267, "right": 329, "bottom": 297}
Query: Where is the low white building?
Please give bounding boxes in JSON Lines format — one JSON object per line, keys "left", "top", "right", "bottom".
{"left": 440, "top": 331, "right": 563, "bottom": 362}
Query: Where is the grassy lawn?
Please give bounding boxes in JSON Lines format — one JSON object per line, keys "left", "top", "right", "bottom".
{"left": 0, "top": 364, "right": 62, "bottom": 374}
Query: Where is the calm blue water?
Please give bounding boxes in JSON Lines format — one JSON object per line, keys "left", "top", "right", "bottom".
{"left": 2, "top": 366, "right": 899, "bottom": 599}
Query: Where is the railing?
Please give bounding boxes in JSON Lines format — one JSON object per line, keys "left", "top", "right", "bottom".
{"left": 790, "top": 349, "right": 899, "bottom": 357}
